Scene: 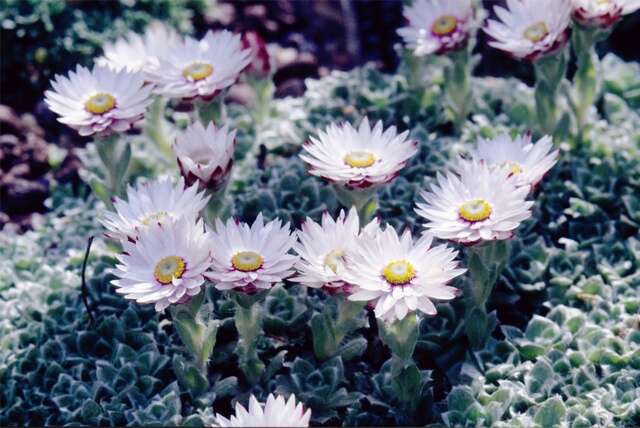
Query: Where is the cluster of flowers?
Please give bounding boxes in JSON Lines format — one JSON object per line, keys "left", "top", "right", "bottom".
{"left": 101, "top": 116, "right": 557, "bottom": 322}
{"left": 399, "top": 0, "right": 639, "bottom": 60}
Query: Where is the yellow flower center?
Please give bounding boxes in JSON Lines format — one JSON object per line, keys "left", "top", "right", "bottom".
{"left": 344, "top": 151, "right": 376, "bottom": 168}
{"left": 503, "top": 161, "right": 523, "bottom": 176}
{"left": 323, "top": 249, "right": 345, "bottom": 274}
{"left": 383, "top": 259, "right": 416, "bottom": 286}
{"left": 231, "top": 251, "right": 264, "bottom": 272}
{"left": 182, "top": 62, "right": 213, "bottom": 81}
{"left": 84, "top": 92, "right": 116, "bottom": 114}
{"left": 140, "top": 211, "right": 170, "bottom": 226}
{"left": 459, "top": 199, "right": 492, "bottom": 222}
{"left": 431, "top": 15, "right": 458, "bottom": 36}
{"left": 154, "top": 256, "right": 186, "bottom": 285}
{"left": 523, "top": 22, "right": 549, "bottom": 43}
{"left": 597, "top": 0, "right": 611, "bottom": 4}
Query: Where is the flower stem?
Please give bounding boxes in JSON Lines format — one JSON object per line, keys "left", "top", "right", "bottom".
{"left": 444, "top": 46, "right": 472, "bottom": 134}
{"left": 533, "top": 49, "right": 568, "bottom": 138}
{"left": 462, "top": 240, "right": 510, "bottom": 349}
{"left": 196, "top": 95, "right": 226, "bottom": 126}
{"left": 93, "top": 134, "right": 131, "bottom": 208}
{"left": 232, "top": 292, "right": 267, "bottom": 384}
{"left": 333, "top": 185, "right": 377, "bottom": 225}
{"left": 144, "top": 96, "right": 173, "bottom": 160}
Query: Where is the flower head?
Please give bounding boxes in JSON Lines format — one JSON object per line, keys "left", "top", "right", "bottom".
{"left": 45, "top": 65, "right": 153, "bottom": 136}
{"left": 343, "top": 225, "right": 465, "bottom": 322}
{"left": 214, "top": 394, "right": 311, "bottom": 427}
{"left": 206, "top": 214, "right": 297, "bottom": 293}
{"left": 397, "top": 0, "right": 475, "bottom": 56}
{"left": 112, "top": 218, "right": 213, "bottom": 312}
{"left": 292, "top": 207, "right": 362, "bottom": 292}
{"left": 484, "top": 0, "right": 572, "bottom": 61}
{"left": 96, "top": 22, "right": 180, "bottom": 73}
{"left": 416, "top": 161, "right": 533, "bottom": 244}
{"left": 174, "top": 122, "right": 236, "bottom": 191}
{"left": 571, "top": 0, "right": 640, "bottom": 27}
{"left": 300, "top": 117, "right": 417, "bottom": 189}
{"left": 241, "top": 31, "right": 272, "bottom": 78}
{"left": 149, "top": 30, "right": 251, "bottom": 100}
{"left": 463, "top": 133, "right": 558, "bottom": 188}
{"left": 101, "top": 177, "right": 209, "bottom": 242}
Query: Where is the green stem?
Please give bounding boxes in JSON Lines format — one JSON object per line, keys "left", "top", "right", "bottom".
{"left": 204, "top": 182, "right": 231, "bottom": 224}
{"left": 94, "top": 134, "right": 131, "bottom": 208}
{"left": 248, "top": 77, "right": 274, "bottom": 126}
{"left": 463, "top": 240, "right": 510, "bottom": 349}
{"left": 333, "top": 185, "right": 377, "bottom": 225}
{"left": 232, "top": 293, "right": 267, "bottom": 384}
{"left": 444, "top": 46, "right": 472, "bottom": 134}
{"left": 196, "top": 95, "right": 226, "bottom": 125}
{"left": 533, "top": 49, "right": 568, "bottom": 138}
{"left": 144, "top": 96, "right": 173, "bottom": 159}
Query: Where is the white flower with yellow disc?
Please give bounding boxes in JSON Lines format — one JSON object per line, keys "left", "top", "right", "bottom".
{"left": 213, "top": 394, "right": 311, "bottom": 427}
{"left": 112, "top": 217, "right": 213, "bottom": 312}
{"left": 149, "top": 30, "right": 251, "bottom": 100}
{"left": 100, "top": 177, "right": 209, "bottom": 242}
{"left": 397, "top": 0, "right": 475, "bottom": 56}
{"left": 343, "top": 225, "right": 465, "bottom": 322}
{"left": 206, "top": 213, "right": 298, "bottom": 292}
{"left": 464, "top": 133, "right": 558, "bottom": 188}
{"left": 45, "top": 65, "right": 153, "bottom": 136}
{"left": 484, "top": 0, "right": 572, "bottom": 61}
{"left": 416, "top": 160, "right": 533, "bottom": 244}
{"left": 300, "top": 117, "right": 417, "bottom": 189}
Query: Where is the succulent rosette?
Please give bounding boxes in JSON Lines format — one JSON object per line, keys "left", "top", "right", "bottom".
{"left": 112, "top": 217, "right": 213, "bottom": 312}
{"left": 100, "top": 177, "right": 209, "bottom": 242}
{"left": 463, "top": 133, "right": 559, "bottom": 188}
{"left": 213, "top": 394, "right": 311, "bottom": 427}
{"left": 571, "top": 0, "right": 640, "bottom": 27}
{"left": 484, "top": 0, "right": 572, "bottom": 61}
{"left": 173, "top": 122, "right": 236, "bottom": 191}
{"left": 397, "top": 0, "right": 475, "bottom": 56}
{"left": 44, "top": 65, "right": 153, "bottom": 136}
{"left": 96, "top": 22, "right": 180, "bottom": 74}
{"left": 206, "top": 213, "right": 298, "bottom": 293}
{"left": 300, "top": 117, "right": 417, "bottom": 189}
{"left": 149, "top": 30, "right": 251, "bottom": 100}
{"left": 343, "top": 225, "right": 465, "bottom": 322}
{"left": 416, "top": 160, "right": 534, "bottom": 244}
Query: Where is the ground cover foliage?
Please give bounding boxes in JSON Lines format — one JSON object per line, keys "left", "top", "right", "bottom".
{"left": 0, "top": 41, "right": 638, "bottom": 426}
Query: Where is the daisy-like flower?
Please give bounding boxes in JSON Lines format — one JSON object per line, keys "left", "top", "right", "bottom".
{"left": 484, "top": 0, "right": 572, "bottom": 61}
{"left": 149, "top": 30, "right": 251, "bottom": 100}
{"left": 174, "top": 122, "right": 236, "bottom": 191}
{"left": 214, "top": 394, "right": 311, "bottom": 427}
{"left": 343, "top": 225, "right": 465, "bottom": 322}
{"left": 112, "top": 218, "right": 213, "bottom": 312}
{"left": 206, "top": 213, "right": 298, "bottom": 293}
{"left": 464, "top": 133, "right": 558, "bottom": 188}
{"left": 300, "top": 117, "right": 418, "bottom": 189}
{"left": 571, "top": 0, "right": 640, "bottom": 27}
{"left": 101, "top": 177, "right": 209, "bottom": 242}
{"left": 44, "top": 65, "right": 153, "bottom": 136}
{"left": 291, "top": 207, "right": 361, "bottom": 292}
{"left": 397, "top": 0, "right": 475, "bottom": 56}
{"left": 416, "top": 161, "right": 534, "bottom": 244}
{"left": 96, "top": 22, "right": 180, "bottom": 74}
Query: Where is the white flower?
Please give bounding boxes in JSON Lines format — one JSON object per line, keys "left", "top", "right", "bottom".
{"left": 112, "top": 218, "right": 213, "bottom": 312}
{"left": 206, "top": 214, "right": 298, "bottom": 292}
{"left": 484, "top": 0, "right": 572, "bottom": 61}
{"left": 291, "top": 207, "right": 361, "bottom": 291}
{"left": 464, "top": 133, "right": 558, "bottom": 188}
{"left": 416, "top": 161, "right": 534, "bottom": 244}
{"left": 397, "top": 0, "right": 475, "bottom": 56}
{"left": 300, "top": 117, "right": 418, "bottom": 189}
{"left": 101, "top": 177, "right": 209, "bottom": 242}
{"left": 96, "top": 22, "right": 180, "bottom": 73}
{"left": 214, "top": 394, "right": 311, "bottom": 427}
{"left": 571, "top": 0, "right": 640, "bottom": 27}
{"left": 44, "top": 65, "right": 153, "bottom": 136}
{"left": 174, "top": 122, "right": 236, "bottom": 191}
{"left": 343, "top": 226, "right": 465, "bottom": 322}
{"left": 149, "top": 30, "right": 251, "bottom": 100}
